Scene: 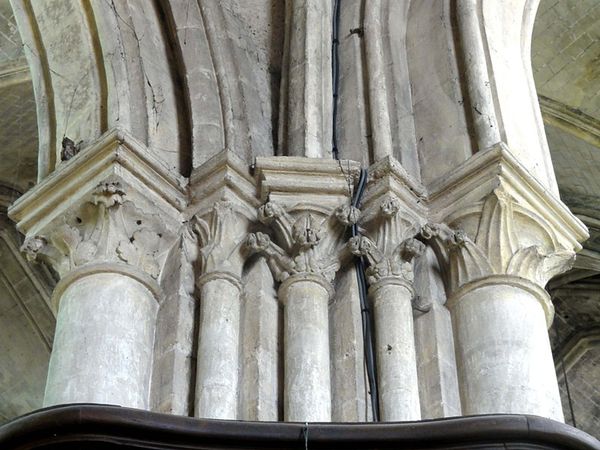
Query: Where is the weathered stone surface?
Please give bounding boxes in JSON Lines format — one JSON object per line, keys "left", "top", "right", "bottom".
{"left": 44, "top": 273, "right": 157, "bottom": 408}
{"left": 240, "top": 257, "right": 279, "bottom": 421}
{"left": 413, "top": 247, "right": 461, "bottom": 419}
{"left": 3, "top": 0, "right": 598, "bottom": 435}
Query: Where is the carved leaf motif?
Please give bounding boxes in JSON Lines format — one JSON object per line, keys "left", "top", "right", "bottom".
{"left": 192, "top": 216, "right": 210, "bottom": 247}
{"left": 258, "top": 202, "right": 295, "bottom": 250}
{"left": 292, "top": 214, "right": 322, "bottom": 249}
{"left": 507, "top": 246, "right": 574, "bottom": 287}
{"left": 258, "top": 202, "right": 286, "bottom": 223}
{"left": 117, "top": 229, "right": 161, "bottom": 279}
{"left": 422, "top": 188, "right": 576, "bottom": 292}
{"left": 292, "top": 248, "right": 339, "bottom": 282}
{"left": 380, "top": 196, "right": 401, "bottom": 217}
{"left": 447, "top": 231, "right": 493, "bottom": 291}
{"left": 20, "top": 236, "right": 47, "bottom": 262}
{"left": 192, "top": 201, "right": 249, "bottom": 275}
{"left": 252, "top": 201, "right": 357, "bottom": 283}
{"left": 542, "top": 251, "right": 575, "bottom": 285}
{"left": 116, "top": 240, "right": 138, "bottom": 266}
{"left": 474, "top": 188, "right": 518, "bottom": 273}
{"left": 134, "top": 230, "right": 160, "bottom": 278}
{"left": 20, "top": 188, "right": 171, "bottom": 281}
{"left": 50, "top": 224, "right": 82, "bottom": 257}
{"left": 398, "top": 238, "right": 425, "bottom": 261}
{"left": 245, "top": 232, "right": 294, "bottom": 282}
{"left": 72, "top": 241, "right": 97, "bottom": 266}
{"left": 210, "top": 201, "right": 235, "bottom": 243}
{"left": 245, "top": 232, "right": 272, "bottom": 253}
{"left": 92, "top": 181, "right": 126, "bottom": 208}
{"left": 348, "top": 235, "right": 422, "bottom": 284}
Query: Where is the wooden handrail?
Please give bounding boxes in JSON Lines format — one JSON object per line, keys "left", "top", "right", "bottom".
{"left": 1, "top": 404, "right": 598, "bottom": 449}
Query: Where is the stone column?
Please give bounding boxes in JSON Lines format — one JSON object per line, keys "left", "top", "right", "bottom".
{"left": 413, "top": 247, "right": 461, "bottom": 419}
{"left": 18, "top": 179, "right": 179, "bottom": 409}
{"left": 191, "top": 200, "right": 251, "bottom": 420}
{"left": 455, "top": 0, "right": 501, "bottom": 151}
{"left": 349, "top": 195, "right": 424, "bottom": 421}
{"left": 278, "top": 0, "right": 333, "bottom": 157}
{"left": 371, "top": 279, "right": 419, "bottom": 420}
{"left": 9, "top": 132, "right": 187, "bottom": 410}
{"left": 239, "top": 257, "right": 279, "bottom": 421}
{"left": 195, "top": 273, "right": 242, "bottom": 419}
{"left": 246, "top": 202, "right": 357, "bottom": 421}
{"left": 280, "top": 274, "right": 332, "bottom": 421}
{"left": 44, "top": 270, "right": 157, "bottom": 408}
{"left": 450, "top": 276, "right": 559, "bottom": 418}
{"left": 422, "top": 184, "right": 588, "bottom": 421}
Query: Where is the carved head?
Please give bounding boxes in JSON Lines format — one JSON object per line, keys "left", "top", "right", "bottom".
{"left": 347, "top": 236, "right": 372, "bottom": 257}
{"left": 380, "top": 196, "right": 401, "bottom": 218}
{"left": 292, "top": 214, "right": 322, "bottom": 249}
{"left": 420, "top": 223, "right": 440, "bottom": 240}
{"left": 61, "top": 137, "right": 80, "bottom": 161}
{"left": 447, "top": 229, "right": 468, "bottom": 248}
{"left": 20, "top": 236, "right": 47, "bottom": 262}
{"left": 335, "top": 205, "right": 360, "bottom": 226}
{"left": 92, "top": 181, "right": 125, "bottom": 208}
{"left": 245, "top": 232, "right": 271, "bottom": 252}
{"left": 258, "top": 202, "right": 285, "bottom": 224}
{"left": 399, "top": 238, "right": 426, "bottom": 261}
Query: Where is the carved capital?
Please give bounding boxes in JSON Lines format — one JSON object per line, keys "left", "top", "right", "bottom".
{"left": 21, "top": 180, "right": 174, "bottom": 281}
{"left": 349, "top": 193, "right": 424, "bottom": 295}
{"left": 359, "top": 194, "right": 422, "bottom": 250}
{"left": 191, "top": 200, "right": 250, "bottom": 279}
{"left": 421, "top": 188, "right": 576, "bottom": 293}
{"left": 246, "top": 201, "right": 357, "bottom": 284}
{"left": 348, "top": 235, "right": 424, "bottom": 286}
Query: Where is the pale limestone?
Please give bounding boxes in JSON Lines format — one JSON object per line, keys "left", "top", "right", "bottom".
{"left": 281, "top": 276, "right": 332, "bottom": 422}
{"left": 451, "top": 281, "right": 563, "bottom": 420}
{"left": 240, "top": 258, "right": 279, "bottom": 421}
{"left": 371, "top": 281, "right": 421, "bottom": 421}
{"left": 5, "top": 0, "right": 594, "bottom": 429}
{"left": 44, "top": 273, "right": 156, "bottom": 408}
{"left": 195, "top": 277, "right": 241, "bottom": 419}
{"left": 414, "top": 247, "right": 461, "bottom": 419}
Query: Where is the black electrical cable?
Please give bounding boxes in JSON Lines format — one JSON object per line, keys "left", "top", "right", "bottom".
{"left": 331, "top": 0, "right": 341, "bottom": 160}
{"left": 351, "top": 168, "right": 381, "bottom": 422}
{"left": 331, "top": 0, "right": 380, "bottom": 421}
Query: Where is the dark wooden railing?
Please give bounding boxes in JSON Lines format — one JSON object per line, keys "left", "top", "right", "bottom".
{"left": 0, "top": 404, "right": 598, "bottom": 449}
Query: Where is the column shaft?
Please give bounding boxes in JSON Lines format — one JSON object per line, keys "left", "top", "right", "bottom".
{"left": 372, "top": 281, "right": 421, "bottom": 421}
{"left": 450, "top": 280, "right": 563, "bottom": 421}
{"left": 281, "top": 276, "right": 331, "bottom": 421}
{"left": 44, "top": 273, "right": 157, "bottom": 408}
{"left": 456, "top": 0, "right": 501, "bottom": 151}
{"left": 195, "top": 276, "right": 241, "bottom": 419}
{"left": 280, "top": 0, "right": 333, "bottom": 157}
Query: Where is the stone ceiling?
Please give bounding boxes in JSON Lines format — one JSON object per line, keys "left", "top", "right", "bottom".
{"left": 533, "top": 0, "right": 600, "bottom": 217}
{"left": 533, "top": 0, "right": 600, "bottom": 119}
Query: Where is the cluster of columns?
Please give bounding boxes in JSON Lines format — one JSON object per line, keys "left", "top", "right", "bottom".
{"left": 6, "top": 0, "right": 589, "bottom": 427}
{"left": 9, "top": 145, "right": 587, "bottom": 424}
